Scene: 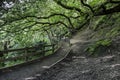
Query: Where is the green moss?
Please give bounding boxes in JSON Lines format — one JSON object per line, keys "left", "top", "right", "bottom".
{"left": 86, "top": 39, "right": 112, "bottom": 56}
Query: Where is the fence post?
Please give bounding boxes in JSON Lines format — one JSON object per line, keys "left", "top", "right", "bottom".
{"left": 52, "top": 44, "right": 55, "bottom": 53}
{"left": 41, "top": 45, "right": 45, "bottom": 57}
{"left": 0, "top": 52, "right": 5, "bottom": 67}
{"left": 25, "top": 47, "right": 28, "bottom": 61}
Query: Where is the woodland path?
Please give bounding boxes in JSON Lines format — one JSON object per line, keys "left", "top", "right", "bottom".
{"left": 0, "top": 29, "right": 120, "bottom": 80}
{"left": 0, "top": 42, "right": 71, "bottom": 80}
{"left": 30, "top": 29, "right": 120, "bottom": 80}
{"left": 0, "top": 29, "right": 92, "bottom": 80}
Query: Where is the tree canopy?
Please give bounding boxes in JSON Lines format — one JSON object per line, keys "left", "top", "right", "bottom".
{"left": 0, "top": 0, "right": 120, "bottom": 48}
{"left": 0, "top": 0, "right": 120, "bottom": 68}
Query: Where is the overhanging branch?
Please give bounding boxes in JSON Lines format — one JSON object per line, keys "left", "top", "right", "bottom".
{"left": 95, "top": 4, "right": 120, "bottom": 16}
{"left": 1, "top": 13, "right": 74, "bottom": 29}
{"left": 53, "top": 0, "right": 83, "bottom": 13}
{"left": 80, "top": 0, "right": 94, "bottom": 14}
{"left": 108, "top": 0, "right": 120, "bottom": 3}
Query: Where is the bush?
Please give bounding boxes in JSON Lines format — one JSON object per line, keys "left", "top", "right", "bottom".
{"left": 85, "top": 39, "right": 112, "bottom": 56}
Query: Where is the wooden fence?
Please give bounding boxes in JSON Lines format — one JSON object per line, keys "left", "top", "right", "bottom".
{"left": 0, "top": 43, "right": 60, "bottom": 68}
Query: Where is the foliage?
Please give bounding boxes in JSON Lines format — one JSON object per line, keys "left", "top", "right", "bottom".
{"left": 0, "top": 0, "right": 119, "bottom": 68}
{"left": 86, "top": 39, "right": 112, "bottom": 56}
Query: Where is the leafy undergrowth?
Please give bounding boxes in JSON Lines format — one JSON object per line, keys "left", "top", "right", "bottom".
{"left": 85, "top": 39, "right": 112, "bottom": 56}
{"left": 85, "top": 13, "right": 120, "bottom": 56}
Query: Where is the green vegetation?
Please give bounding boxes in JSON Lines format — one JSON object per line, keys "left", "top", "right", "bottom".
{"left": 0, "top": 0, "right": 120, "bottom": 68}
{"left": 86, "top": 39, "right": 112, "bottom": 56}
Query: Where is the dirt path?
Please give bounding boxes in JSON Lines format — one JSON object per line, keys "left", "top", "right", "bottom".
{"left": 31, "top": 29, "right": 120, "bottom": 80}
{"left": 37, "top": 54, "right": 120, "bottom": 80}
{"left": 1, "top": 29, "right": 120, "bottom": 80}
{"left": 70, "top": 29, "right": 96, "bottom": 56}
{"left": 70, "top": 29, "right": 92, "bottom": 44}
{"left": 0, "top": 42, "right": 71, "bottom": 80}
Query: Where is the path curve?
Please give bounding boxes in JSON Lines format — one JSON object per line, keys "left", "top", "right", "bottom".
{"left": 0, "top": 42, "right": 71, "bottom": 80}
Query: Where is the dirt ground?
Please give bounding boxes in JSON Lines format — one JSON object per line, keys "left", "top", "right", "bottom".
{"left": 1, "top": 29, "right": 119, "bottom": 80}
{"left": 29, "top": 29, "right": 120, "bottom": 80}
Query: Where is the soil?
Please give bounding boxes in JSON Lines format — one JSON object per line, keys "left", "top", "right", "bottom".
{"left": 1, "top": 29, "right": 120, "bottom": 80}
{"left": 28, "top": 29, "right": 120, "bottom": 80}
{"left": 0, "top": 43, "right": 71, "bottom": 80}
{"left": 35, "top": 52, "right": 120, "bottom": 80}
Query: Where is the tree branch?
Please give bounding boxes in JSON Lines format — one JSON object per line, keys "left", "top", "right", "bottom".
{"left": 36, "top": 21, "right": 69, "bottom": 29}
{"left": 53, "top": 0, "right": 83, "bottom": 13}
{"left": 80, "top": 0, "right": 94, "bottom": 14}
{"left": 108, "top": 0, "right": 120, "bottom": 4}
{"left": 1, "top": 13, "right": 74, "bottom": 29}
{"left": 95, "top": 4, "right": 120, "bottom": 16}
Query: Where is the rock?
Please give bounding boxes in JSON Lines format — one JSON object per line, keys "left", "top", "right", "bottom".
{"left": 24, "top": 77, "right": 37, "bottom": 80}
{"left": 35, "top": 74, "right": 41, "bottom": 77}
{"left": 72, "top": 56, "right": 86, "bottom": 59}
{"left": 42, "top": 66, "right": 50, "bottom": 69}
{"left": 110, "top": 64, "right": 120, "bottom": 68}
{"left": 81, "top": 69, "right": 91, "bottom": 74}
{"left": 112, "top": 76, "right": 120, "bottom": 80}
{"left": 101, "top": 55, "right": 115, "bottom": 62}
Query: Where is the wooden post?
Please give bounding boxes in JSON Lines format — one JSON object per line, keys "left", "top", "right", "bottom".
{"left": 25, "top": 47, "right": 28, "bottom": 61}
{"left": 0, "top": 52, "right": 4, "bottom": 67}
{"left": 42, "top": 45, "right": 45, "bottom": 57}
{"left": 52, "top": 44, "right": 55, "bottom": 53}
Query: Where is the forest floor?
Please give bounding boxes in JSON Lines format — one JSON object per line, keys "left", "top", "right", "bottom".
{"left": 34, "top": 28, "right": 120, "bottom": 80}
{"left": 0, "top": 28, "right": 120, "bottom": 80}
{"left": 0, "top": 42, "right": 71, "bottom": 80}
